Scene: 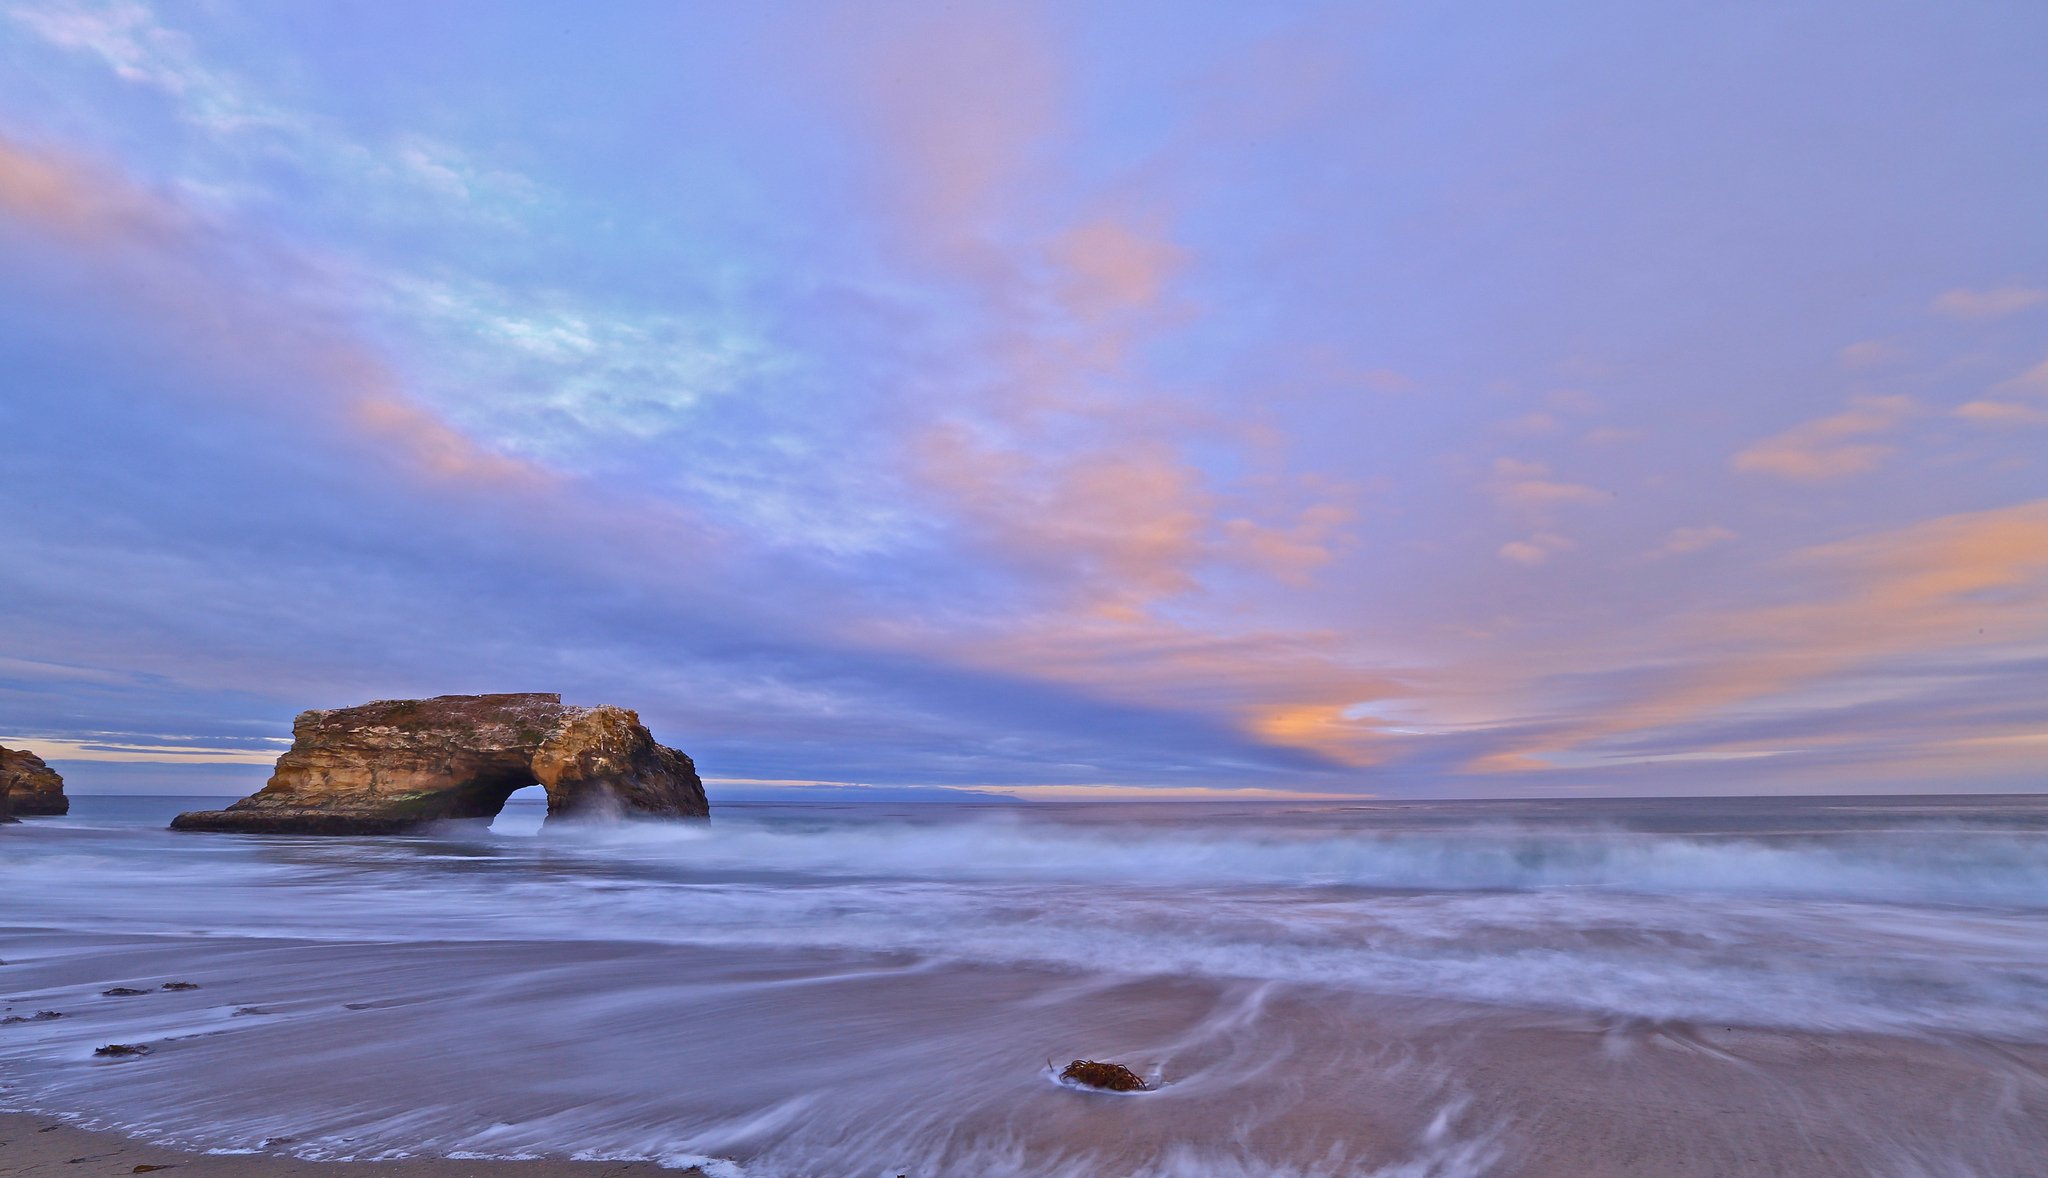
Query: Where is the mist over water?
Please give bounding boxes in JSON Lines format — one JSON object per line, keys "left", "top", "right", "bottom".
{"left": 5, "top": 794, "right": 2047, "bottom": 1176}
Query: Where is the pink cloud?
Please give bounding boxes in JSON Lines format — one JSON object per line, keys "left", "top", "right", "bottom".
{"left": 1837, "top": 339, "right": 1906, "bottom": 369}
{"left": 0, "top": 135, "right": 554, "bottom": 497}
{"left": 1498, "top": 532, "right": 1574, "bottom": 565}
{"left": 1223, "top": 501, "right": 1354, "bottom": 586}
{"left": 1956, "top": 400, "right": 2048, "bottom": 427}
{"left": 1472, "top": 499, "right": 2048, "bottom": 772}
{"left": 1652, "top": 525, "right": 1738, "bottom": 557}
{"left": 1488, "top": 458, "right": 1608, "bottom": 509}
{"left": 1732, "top": 395, "right": 1915, "bottom": 482}
{"left": 1931, "top": 285, "right": 2048, "bottom": 319}
{"left": 1992, "top": 357, "right": 2048, "bottom": 396}
{"left": 850, "top": 2, "right": 1062, "bottom": 248}
{"left": 1050, "top": 214, "right": 1188, "bottom": 318}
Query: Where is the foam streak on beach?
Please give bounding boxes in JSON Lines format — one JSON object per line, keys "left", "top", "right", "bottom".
{"left": 5, "top": 795, "right": 2047, "bottom": 1176}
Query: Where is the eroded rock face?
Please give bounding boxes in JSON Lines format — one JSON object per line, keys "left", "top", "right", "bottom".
{"left": 0, "top": 745, "right": 69, "bottom": 818}
{"left": 171, "top": 693, "right": 707, "bottom": 835}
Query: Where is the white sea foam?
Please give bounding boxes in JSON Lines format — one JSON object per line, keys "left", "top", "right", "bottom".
{"left": 4, "top": 797, "right": 2047, "bottom": 1175}
{"left": 7, "top": 805, "right": 2048, "bottom": 1035}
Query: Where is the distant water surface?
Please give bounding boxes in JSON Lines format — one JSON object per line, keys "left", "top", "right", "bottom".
{"left": 4, "top": 793, "right": 2046, "bottom": 1176}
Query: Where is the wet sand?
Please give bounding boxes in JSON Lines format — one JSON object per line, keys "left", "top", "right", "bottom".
{"left": 9, "top": 930, "right": 2048, "bottom": 1176}
{"left": 0, "top": 1115, "right": 700, "bottom": 1178}
{"left": 9, "top": 796, "right": 2048, "bottom": 1175}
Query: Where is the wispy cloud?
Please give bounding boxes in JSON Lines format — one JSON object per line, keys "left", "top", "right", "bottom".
{"left": 8, "top": 0, "right": 284, "bottom": 134}
{"left": 1956, "top": 400, "right": 2048, "bottom": 427}
{"left": 1650, "top": 525, "right": 1737, "bottom": 558}
{"left": 1487, "top": 458, "right": 1608, "bottom": 510}
{"left": 1732, "top": 395, "right": 1915, "bottom": 482}
{"left": 2, "top": 735, "right": 285, "bottom": 764}
{"left": 1498, "top": 532, "right": 1575, "bottom": 566}
{"left": 1838, "top": 339, "right": 1905, "bottom": 369}
{"left": 1473, "top": 500, "right": 2048, "bottom": 773}
{"left": 1931, "top": 284, "right": 2048, "bottom": 319}
{"left": 1993, "top": 357, "right": 2048, "bottom": 396}
{"left": 6, "top": 0, "right": 2048, "bottom": 799}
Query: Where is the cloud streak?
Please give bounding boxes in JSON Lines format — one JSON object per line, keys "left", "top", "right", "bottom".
{"left": 3, "top": 1, "right": 2046, "bottom": 798}
{"left": 1732, "top": 396, "right": 1915, "bottom": 482}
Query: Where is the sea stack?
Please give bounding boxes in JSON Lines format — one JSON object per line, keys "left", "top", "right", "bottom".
{"left": 171, "top": 693, "right": 707, "bottom": 835}
{"left": 0, "top": 744, "right": 69, "bottom": 817}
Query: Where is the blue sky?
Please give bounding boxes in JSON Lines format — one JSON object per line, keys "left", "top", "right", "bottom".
{"left": 3, "top": 0, "right": 2046, "bottom": 798}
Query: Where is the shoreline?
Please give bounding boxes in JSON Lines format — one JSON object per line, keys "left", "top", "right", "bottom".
{"left": 0, "top": 1115, "right": 706, "bottom": 1177}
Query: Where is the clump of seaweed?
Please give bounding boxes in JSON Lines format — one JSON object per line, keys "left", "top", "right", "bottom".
{"left": 102, "top": 987, "right": 149, "bottom": 997}
{"left": 159, "top": 981, "right": 201, "bottom": 991}
{"left": 2, "top": 1010, "right": 65, "bottom": 1025}
{"left": 1059, "top": 1059, "right": 1149, "bottom": 1092}
{"left": 94, "top": 1043, "right": 153, "bottom": 1058}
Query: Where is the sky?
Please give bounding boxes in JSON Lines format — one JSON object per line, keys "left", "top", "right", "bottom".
{"left": 2, "top": 0, "right": 2045, "bottom": 800}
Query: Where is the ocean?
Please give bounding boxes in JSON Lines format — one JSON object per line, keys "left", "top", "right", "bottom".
{"left": 4, "top": 793, "right": 2046, "bottom": 1176}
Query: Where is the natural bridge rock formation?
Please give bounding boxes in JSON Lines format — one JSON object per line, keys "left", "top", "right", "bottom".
{"left": 0, "top": 744, "right": 69, "bottom": 819}
{"left": 171, "top": 693, "right": 707, "bottom": 835}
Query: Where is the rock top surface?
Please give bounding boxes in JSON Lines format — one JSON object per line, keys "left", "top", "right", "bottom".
{"left": 171, "top": 693, "right": 707, "bottom": 835}
{"left": 0, "top": 744, "right": 68, "bottom": 818}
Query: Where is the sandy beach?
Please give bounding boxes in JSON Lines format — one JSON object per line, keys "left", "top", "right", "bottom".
{"left": 0, "top": 1115, "right": 698, "bottom": 1178}
{"left": 7, "top": 796, "right": 2048, "bottom": 1175}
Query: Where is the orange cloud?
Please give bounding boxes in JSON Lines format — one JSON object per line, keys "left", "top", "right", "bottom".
{"left": 855, "top": 2, "right": 1061, "bottom": 245}
{"left": 1474, "top": 499, "right": 2048, "bottom": 771}
{"left": 1488, "top": 458, "right": 1607, "bottom": 509}
{"left": 1956, "top": 399, "right": 2048, "bottom": 427}
{"left": 841, "top": 10, "right": 1356, "bottom": 622}
{"left": 811, "top": 7, "right": 1391, "bottom": 768}
{"left": 353, "top": 396, "right": 546, "bottom": 488}
{"left": 1838, "top": 339, "right": 1905, "bottom": 369}
{"left": 1223, "top": 500, "right": 1354, "bottom": 586}
{"left": 1652, "top": 524, "right": 1737, "bottom": 557}
{"left": 0, "top": 133, "right": 185, "bottom": 248}
{"left": 1247, "top": 702, "right": 1384, "bottom": 767}
{"left": 0, "top": 134, "right": 549, "bottom": 494}
{"left": 1993, "top": 358, "right": 2048, "bottom": 396}
{"left": 911, "top": 420, "right": 1213, "bottom": 617}
{"left": 1051, "top": 214, "right": 1188, "bottom": 318}
{"left": 1732, "top": 395, "right": 1914, "bottom": 482}
{"left": 1931, "top": 285, "right": 2047, "bottom": 319}
{"left": 1498, "top": 532, "right": 1574, "bottom": 566}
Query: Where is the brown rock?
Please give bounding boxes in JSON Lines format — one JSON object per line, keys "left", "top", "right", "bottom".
{"left": 170, "top": 693, "right": 707, "bottom": 835}
{"left": 1059, "top": 1059, "right": 1150, "bottom": 1091}
{"left": 0, "top": 745, "right": 68, "bottom": 817}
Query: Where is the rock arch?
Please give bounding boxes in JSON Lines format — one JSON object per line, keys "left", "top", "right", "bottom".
{"left": 171, "top": 693, "right": 707, "bottom": 834}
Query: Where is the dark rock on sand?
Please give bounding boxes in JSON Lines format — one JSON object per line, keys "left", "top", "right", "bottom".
{"left": 159, "top": 981, "right": 200, "bottom": 991}
{"left": 102, "top": 987, "right": 150, "bottom": 997}
{"left": 1059, "top": 1059, "right": 1149, "bottom": 1091}
{"left": 0, "top": 744, "right": 68, "bottom": 817}
{"left": 1, "top": 1010, "right": 65, "bottom": 1024}
{"left": 94, "top": 1043, "right": 152, "bottom": 1057}
{"left": 171, "top": 693, "right": 707, "bottom": 835}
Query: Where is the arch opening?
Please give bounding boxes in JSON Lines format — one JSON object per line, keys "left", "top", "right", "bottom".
{"left": 490, "top": 784, "right": 550, "bottom": 836}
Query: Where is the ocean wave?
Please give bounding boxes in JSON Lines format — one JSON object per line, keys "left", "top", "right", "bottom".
{"left": 6, "top": 810, "right": 2048, "bottom": 1036}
